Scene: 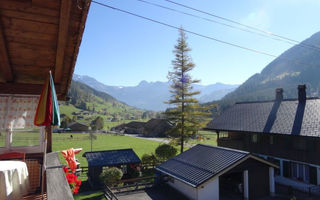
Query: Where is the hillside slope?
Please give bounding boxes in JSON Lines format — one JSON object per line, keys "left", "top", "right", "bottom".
{"left": 59, "top": 81, "right": 155, "bottom": 129}
{"left": 223, "top": 31, "right": 320, "bottom": 103}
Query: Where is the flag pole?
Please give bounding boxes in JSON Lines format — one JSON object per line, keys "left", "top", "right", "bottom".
{"left": 41, "top": 126, "right": 47, "bottom": 199}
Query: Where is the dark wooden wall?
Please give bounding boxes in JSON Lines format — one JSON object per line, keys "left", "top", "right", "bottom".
{"left": 226, "top": 158, "right": 270, "bottom": 199}
{"left": 218, "top": 132, "right": 320, "bottom": 165}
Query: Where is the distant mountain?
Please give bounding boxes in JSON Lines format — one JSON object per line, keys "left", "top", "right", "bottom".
{"left": 59, "top": 81, "right": 156, "bottom": 128}
{"left": 73, "top": 74, "right": 239, "bottom": 111}
{"left": 222, "top": 31, "right": 320, "bottom": 104}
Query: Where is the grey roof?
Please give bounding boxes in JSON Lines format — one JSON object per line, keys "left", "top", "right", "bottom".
{"left": 83, "top": 149, "right": 141, "bottom": 167}
{"left": 67, "top": 122, "right": 88, "bottom": 127}
{"left": 207, "top": 98, "right": 320, "bottom": 137}
{"left": 156, "top": 144, "right": 249, "bottom": 187}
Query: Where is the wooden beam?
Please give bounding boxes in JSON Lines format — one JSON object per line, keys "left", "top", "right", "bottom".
{"left": 46, "top": 126, "right": 52, "bottom": 153}
{"left": 64, "top": 0, "right": 92, "bottom": 99}
{"left": 54, "top": 0, "right": 72, "bottom": 83}
{"left": 0, "top": 83, "right": 61, "bottom": 95}
{"left": 0, "top": 21, "right": 13, "bottom": 82}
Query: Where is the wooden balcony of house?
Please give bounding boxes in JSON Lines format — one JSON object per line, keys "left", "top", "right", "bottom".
{"left": 20, "top": 152, "right": 73, "bottom": 200}
{"left": 0, "top": 0, "right": 91, "bottom": 198}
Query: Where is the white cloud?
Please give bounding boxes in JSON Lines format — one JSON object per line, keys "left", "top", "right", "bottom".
{"left": 241, "top": 10, "right": 270, "bottom": 29}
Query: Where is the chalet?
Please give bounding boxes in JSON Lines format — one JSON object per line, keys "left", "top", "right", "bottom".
{"left": 142, "top": 118, "right": 173, "bottom": 137}
{"left": 206, "top": 85, "right": 320, "bottom": 191}
{"left": 83, "top": 149, "right": 141, "bottom": 187}
{"left": 111, "top": 118, "right": 173, "bottom": 137}
{"left": 0, "top": 0, "right": 91, "bottom": 199}
{"left": 67, "top": 122, "right": 89, "bottom": 132}
{"left": 156, "top": 144, "right": 278, "bottom": 200}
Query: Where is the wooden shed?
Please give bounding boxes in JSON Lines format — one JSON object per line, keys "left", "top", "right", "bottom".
{"left": 68, "top": 122, "right": 89, "bottom": 132}
{"left": 83, "top": 149, "right": 141, "bottom": 187}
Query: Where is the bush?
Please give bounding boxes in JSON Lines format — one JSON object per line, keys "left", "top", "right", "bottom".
{"left": 128, "top": 164, "right": 141, "bottom": 178}
{"left": 155, "top": 144, "right": 177, "bottom": 161}
{"left": 141, "top": 154, "right": 158, "bottom": 165}
{"left": 99, "top": 167, "right": 123, "bottom": 186}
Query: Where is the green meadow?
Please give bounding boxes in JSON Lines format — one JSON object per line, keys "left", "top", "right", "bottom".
{"left": 0, "top": 130, "right": 216, "bottom": 167}
{"left": 52, "top": 133, "right": 165, "bottom": 167}
{"left": 53, "top": 131, "right": 216, "bottom": 167}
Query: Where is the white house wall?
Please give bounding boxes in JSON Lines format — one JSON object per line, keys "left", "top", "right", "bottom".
{"left": 197, "top": 177, "right": 219, "bottom": 200}
{"left": 168, "top": 178, "right": 197, "bottom": 200}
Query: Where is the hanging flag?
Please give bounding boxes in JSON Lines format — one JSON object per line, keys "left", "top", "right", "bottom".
{"left": 34, "top": 71, "right": 60, "bottom": 126}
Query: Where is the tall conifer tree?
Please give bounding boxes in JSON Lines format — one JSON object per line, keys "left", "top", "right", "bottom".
{"left": 165, "top": 28, "right": 211, "bottom": 153}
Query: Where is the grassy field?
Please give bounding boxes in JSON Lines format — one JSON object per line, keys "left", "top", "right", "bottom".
{"left": 53, "top": 131, "right": 216, "bottom": 167}
{"left": 188, "top": 130, "right": 217, "bottom": 146}
{"left": 52, "top": 133, "right": 165, "bottom": 167}
{"left": 1, "top": 130, "right": 217, "bottom": 166}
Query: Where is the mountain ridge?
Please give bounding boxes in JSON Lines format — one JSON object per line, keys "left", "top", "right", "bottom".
{"left": 73, "top": 74, "right": 239, "bottom": 111}
{"left": 221, "top": 31, "right": 320, "bottom": 106}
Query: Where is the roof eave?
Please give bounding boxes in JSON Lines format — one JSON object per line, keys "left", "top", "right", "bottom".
{"left": 156, "top": 167, "right": 198, "bottom": 188}
{"left": 60, "top": 0, "right": 92, "bottom": 100}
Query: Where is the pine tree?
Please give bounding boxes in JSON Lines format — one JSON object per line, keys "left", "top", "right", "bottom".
{"left": 165, "top": 28, "right": 211, "bottom": 153}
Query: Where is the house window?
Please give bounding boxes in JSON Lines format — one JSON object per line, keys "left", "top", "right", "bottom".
{"left": 0, "top": 95, "right": 43, "bottom": 152}
{"left": 270, "top": 136, "right": 274, "bottom": 145}
{"left": 251, "top": 134, "right": 258, "bottom": 143}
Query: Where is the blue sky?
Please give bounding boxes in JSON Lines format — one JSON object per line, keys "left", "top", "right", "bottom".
{"left": 75, "top": 0, "right": 320, "bottom": 86}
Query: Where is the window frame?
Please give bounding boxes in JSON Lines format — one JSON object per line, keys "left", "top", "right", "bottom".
{"left": 0, "top": 127, "right": 45, "bottom": 154}
{"left": 0, "top": 94, "right": 45, "bottom": 154}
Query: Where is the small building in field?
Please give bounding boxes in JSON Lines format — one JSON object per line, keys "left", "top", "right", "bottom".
{"left": 142, "top": 118, "right": 173, "bottom": 137}
{"left": 156, "top": 144, "right": 278, "bottom": 200}
{"left": 83, "top": 149, "right": 141, "bottom": 187}
{"left": 111, "top": 118, "right": 173, "bottom": 137}
{"left": 111, "top": 121, "right": 145, "bottom": 134}
{"left": 67, "top": 122, "right": 89, "bottom": 132}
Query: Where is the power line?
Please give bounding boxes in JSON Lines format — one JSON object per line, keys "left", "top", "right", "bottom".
{"left": 92, "top": 0, "right": 277, "bottom": 58}
{"left": 163, "top": 0, "right": 320, "bottom": 52}
{"left": 135, "top": 0, "right": 297, "bottom": 46}
{"left": 92, "top": 0, "right": 318, "bottom": 70}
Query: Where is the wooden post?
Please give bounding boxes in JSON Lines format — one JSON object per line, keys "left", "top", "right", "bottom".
{"left": 243, "top": 170, "right": 249, "bottom": 200}
{"left": 269, "top": 167, "right": 275, "bottom": 196}
{"left": 216, "top": 131, "right": 220, "bottom": 144}
{"left": 46, "top": 126, "right": 52, "bottom": 153}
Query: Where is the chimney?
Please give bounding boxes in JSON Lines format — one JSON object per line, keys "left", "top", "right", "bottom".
{"left": 275, "top": 88, "right": 283, "bottom": 101}
{"left": 298, "top": 85, "right": 306, "bottom": 102}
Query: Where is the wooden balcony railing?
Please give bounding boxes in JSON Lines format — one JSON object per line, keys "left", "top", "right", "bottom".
{"left": 46, "top": 152, "right": 73, "bottom": 200}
